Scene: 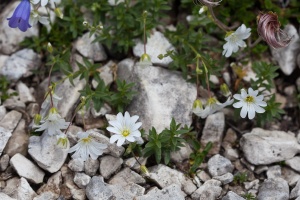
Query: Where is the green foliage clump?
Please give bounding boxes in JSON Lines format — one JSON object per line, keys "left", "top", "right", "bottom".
{"left": 0, "top": 76, "right": 17, "bottom": 102}
{"left": 233, "top": 172, "right": 248, "bottom": 185}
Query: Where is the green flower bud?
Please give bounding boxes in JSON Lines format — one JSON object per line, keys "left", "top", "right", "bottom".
{"left": 199, "top": 6, "right": 208, "bottom": 14}
{"left": 54, "top": 8, "right": 64, "bottom": 19}
{"left": 193, "top": 99, "right": 203, "bottom": 110}
{"left": 140, "top": 165, "right": 150, "bottom": 176}
{"left": 220, "top": 83, "right": 231, "bottom": 97}
{"left": 47, "top": 42, "right": 53, "bottom": 53}
{"left": 57, "top": 136, "right": 69, "bottom": 148}
{"left": 34, "top": 114, "right": 42, "bottom": 125}
{"left": 49, "top": 107, "right": 58, "bottom": 114}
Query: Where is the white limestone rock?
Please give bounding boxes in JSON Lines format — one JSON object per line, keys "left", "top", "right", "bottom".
{"left": 28, "top": 132, "right": 69, "bottom": 173}
{"left": 133, "top": 31, "right": 175, "bottom": 67}
{"left": 74, "top": 172, "right": 91, "bottom": 189}
{"left": 84, "top": 157, "right": 99, "bottom": 176}
{"left": 36, "top": 171, "right": 62, "bottom": 199}
{"left": 0, "top": 192, "right": 16, "bottom": 200}
{"left": 75, "top": 32, "right": 107, "bottom": 62}
{"left": 117, "top": 63, "right": 197, "bottom": 133}
{"left": 0, "top": 49, "right": 41, "bottom": 81}
{"left": 0, "top": 127, "right": 12, "bottom": 156}
{"left": 148, "top": 164, "right": 197, "bottom": 195}
{"left": 99, "top": 155, "right": 123, "bottom": 179}
{"left": 191, "top": 179, "right": 222, "bottom": 200}
{"left": 68, "top": 158, "right": 85, "bottom": 172}
{"left": 285, "top": 156, "right": 300, "bottom": 173}
{"left": 11, "top": 178, "right": 37, "bottom": 200}
{"left": 208, "top": 154, "right": 234, "bottom": 177}
{"left": 222, "top": 191, "right": 245, "bottom": 200}
{"left": 0, "top": 2, "right": 38, "bottom": 55}
{"left": 16, "top": 81, "right": 36, "bottom": 103}
{"left": 135, "top": 184, "right": 186, "bottom": 200}
{"left": 240, "top": 128, "right": 300, "bottom": 165}
{"left": 257, "top": 178, "right": 289, "bottom": 200}
{"left": 10, "top": 153, "right": 45, "bottom": 184}
{"left": 109, "top": 167, "right": 145, "bottom": 186}
{"left": 0, "top": 110, "right": 22, "bottom": 132}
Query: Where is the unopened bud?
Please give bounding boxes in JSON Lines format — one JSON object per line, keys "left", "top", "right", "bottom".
{"left": 199, "top": 6, "right": 208, "bottom": 14}
{"left": 139, "top": 53, "right": 152, "bottom": 66}
{"left": 220, "top": 83, "right": 231, "bottom": 97}
{"left": 49, "top": 107, "right": 58, "bottom": 114}
{"left": 47, "top": 42, "right": 53, "bottom": 53}
{"left": 193, "top": 99, "right": 203, "bottom": 110}
{"left": 54, "top": 8, "right": 64, "bottom": 19}
{"left": 56, "top": 135, "right": 69, "bottom": 148}
{"left": 83, "top": 21, "right": 89, "bottom": 26}
{"left": 34, "top": 114, "right": 42, "bottom": 125}
{"left": 143, "top": 11, "right": 148, "bottom": 18}
{"left": 140, "top": 165, "right": 150, "bottom": 176}
{"left": 196, "top": 67, "right": 203, "bottom": 75}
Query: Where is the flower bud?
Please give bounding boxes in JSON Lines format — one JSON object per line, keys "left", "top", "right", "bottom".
{"left": 140, "top": 165, "right": 150, "bottom": 176}
{"left": 56, "top": 135, "right": 69, "bottom": 148}
{"left": 47, "top": 42, "right": 53, "bottom": 53}
{"left": 193, "top": 99, "right": 203, "bottom": 110}
{"left": 34, "top": 114, "right": 42, "bottom": 125}
{"left": 196, "top": 67, "right": 203, "bottom": 75}
{"left": 49, "top": 107, "right": 58, "bottom": 114}
{"left": 83, "top": 21, "right": 89, "bottom": 27}
{"left": 139, "top": 53, "right": 152, "bottom": 66}
{"left": 54, "top": 8, "right": 64, "bottom": 19}
{"left": 220, "top": 83, "right": 231, "bottom": 97}
{"left": 199, "top": 6, "right": 208, "bottom": 14}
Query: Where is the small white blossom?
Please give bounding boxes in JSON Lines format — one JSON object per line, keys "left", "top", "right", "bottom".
{"left": 222, "top": 24, "right": 251, "bottom": 57}
{"left": 107, "top": 111, "right": 142, "bottom": 146}
{"left": 67, "top": 131, "right": 107, "bottom": 161}
{"left": 56, "top": 132, "right": 69, "bottom": 148}
{"left": 233, "top": 88, "right": 267, "bottom": 119}
{"left": 193, "top": 97, "right": 233, "bottom": 118}
{"left": 32, "top": 0, "right": 59, "bottom": 7}
{"left": 35, "top": 107, "right": 70, "bottom": 136}
{"left": 30, "top": 10, "right": 49, "bottom": 26}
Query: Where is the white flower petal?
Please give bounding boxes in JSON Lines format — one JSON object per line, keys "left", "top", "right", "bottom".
{"left": 107, "top": 127, "right": 121, "bottom": 135}
{"left": 233, "top": 101, "right": 244, "bottom": 108}
{"left": 110, "top": 135, "right": 120, "bottom": 144}
{"left": 253, "top": 104, "right": 265, "bottom": 113}
{"left": 233, "top": 94, "right": 242, "bottom": 101}
{"left": 126, "top": 136, "right": 135, "bottom": 142}
{"left": 240, "top": 105, "right": 248, "bottom": 118}
{"left": 248, "top": 105, "right": 256, "bottom": 119}
{"left": 41, "top": 0, "right": 48, "bottom": 6}
{"left": 116, "top": 137, "right": 126, "bottom": 146}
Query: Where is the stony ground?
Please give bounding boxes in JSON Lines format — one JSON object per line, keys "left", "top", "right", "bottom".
{"left": 0, "top": 1, "right": 300, "bottom": 200}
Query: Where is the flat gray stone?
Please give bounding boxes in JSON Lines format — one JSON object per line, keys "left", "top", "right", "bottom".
{"left": 10, "top": 153, "right": 45, "bottom": 184}
{"left": 222, "top": 191, "right": 245, "bottom": 200}
{"left": 213, "top": 172, "right": 234, "bottom": 185}
{"left": 0, "top": 127, "right": 12, "bottom": 156}
{"left": 285, "top": 156, "right": 300, "bottom": 173}
{"left": 170, "top": 142, "right": 193, "bottom": 163}
{"left": 0, "top": 2, "right": 38, "bottom": 55}
{"left": 0, "top": 49, "right": 41, "bottom": 81}
{"left": 201, "top": 112, "right": 225, "bottom": 155}
{"left": 240, "top": 128, "right": 300, "bottom": 165}
{"left": 86, "top": 176, "right": 113, "bottom": 200}
{"left": 191, "top": 179, "right": 222, "bottom": 200}
{"left": 0, "top": 192, "right": 16, "bottom": 200}
{"left": 257, "top": 178, "right": 289, "bottom": 200}
{"left": 282, "top": 167, "right": 300, "bottom": 186}
{"left": 11, "top": 178, "right": 37, "bottom": 200}
{"left": 74, "top": 172, "right": 91, "bottom": 189}
{"left": 68, "top": 158, "right": 85, "bottom": 172}
{"left": 133, "top": 31, "right": 175, "bottom": 67}
{"left": 271, "top": 24, "right": 300, "bottom": 75}
{"left": 135, "top": 184, "right": 186, "bottom": 200}
{"left": 4, "top": 119, "right": 29, "bottom": 156}
{"left": 0, "top": 154, "right": 9, "bottom": 171}
{"left": 208, "top": 154, "right": 234, "bottom": 177}
{"left": 28, "top": 132, "right": 69, "bottom": 173}
{"left": 75, "top": 32, "right": 107, "bottom": 61}
{"left": 117, "top": 63, "right": 196, "bottom": 133}
{"left": 84, "top": 157, "right": 99, "bottom": 176}
{"left": 148, "top": 164, "right": 197, "bottom": 195}
{"left": 109, "top": 167, "right": 145, "bottom": 186}
{"left": 0, "top": 106, "right": 6, "bottom": 121}
{"left": 0, "top": 110, "right": 22, "bottom": 132}
{"left": 16, "top": 81, "right": 35, "bottom": 103}
{"left": 99, "top": 155, "right": 123, "bottom": 179}
{"left": 33, "top": 192, "right": 57, "bottom": 200}
{"left": 36, "top": 171, "right": 62, "bottom": 199}
{"left": 290, "top": 179, "right": 300, "bottom": 199}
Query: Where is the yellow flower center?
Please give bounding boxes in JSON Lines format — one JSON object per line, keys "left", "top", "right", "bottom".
{"left": 207, "top": 97, "right": 217, "bottom": 106}
{"left": 81, "top": 136, "right": 92, "bottom": 143}
{"left": 245, "top": 96, "right": 254, "bottom": 103}
{"left": 122, "top": 129, "right": 130, "bottom": 137}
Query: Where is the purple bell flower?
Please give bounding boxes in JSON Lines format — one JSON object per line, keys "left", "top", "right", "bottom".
{"left": 7, "top": 0, "right": 32, "bottom": 32}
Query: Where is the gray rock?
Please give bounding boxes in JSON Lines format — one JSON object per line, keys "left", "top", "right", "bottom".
{"left": 282, "top": 167, "right": 300, "bottom": 186}
{"left": 240, "top": 128, "right": 300, "bottom": 165}
{"left": 0, "top": 192, "right": 16, "bottom": 200}
{"left": 28, "top": 132, "right": 69, "bottom": 173}
{"left": 0, "top": 106, "right": 6, "bottom": 121}
{"left": 90, "top": 103, "right": 112, "bottom": 118}
{"left": 271, "top": 24, "right": 300, "bottom": 75}
{"left": 75, "top": 32, "right": 107, "bottom": 61}
{"left": 74, "top": 172, "right": 91, "bottom": 189}
{"left": 84, "top": 157, "right": 99, "bottom": 176}
{"left": 26, "top": 103, "right": 39, "bottom": 118}
{"left": 213, "top": 172, "right": 234, "bottom": 185}
{"left": 170, "top": 142, "right": 193, "bottom": 163}
{"left": 201, "top": 112, "right": 225, "bottom": 155}
{"left": 208, "top": 154, "right": 234, "bottom": 177}
{"left": 0, "top": 127, "right": 12, "bottom": 156}
{"left": 11, "top": 178, "right": 37, "bottom": 200}
{"left": 4, "top": 119, "right": 29, "bottom": 156}
{"left": 197, "top": 170, "right": 211, "bottom": 182}
{"left": 99, "top": 155, "right": 123, "bottom": 179}
{"left": 37, "top": 171, "right": 62, "bottom": 199}
{"left": 86, "top": 176, "right": 113, "bottom": 200}
{"left": 135, "top": 184, "right": 186, "bottom": 200}
{"left": 68, "top": 158, "right": 85, "bottom": 172}
{"left": 124, "top": 157, "right": 147, "bottom": 171}
{"left": 66, "top": 125, "right": 83, "bottom": 146}
{"left": 257, "top": 178, "right": 289, "bottom": 200}
{"left": 109, "top": 167, "right": 145, "bottom": 186}
{"left": 2, "top": 99, "right": 26, "bottom": 110}
{"left": 290, "top": 179, "right": 300, "bottom": 199}
{"left": 133, "top": 31, "right": 175, "bottom": 67}
{"left": 191, "top": 179, "right": 222, "bottom": 200}
{"left": 224, "top": 148, "right": 239, "bottom": 161}
{"left": 0, "top": 49, "right": 41, "bottom": 81}
{"left": 33, "top": 192, "right": 57, "bottom": 200}
{"left": 285, "top": 156, "right": 300, "bottom": 173}
{"left": 2, "top": 177, "right": 19, "bottom": 196}
{"left": 266, "top": 165, "right": 281, "bottom": 179}
{"left": 117, "top": 64, "right": 197, "bottom": 133}
{"left": 108, "top": 183, "right": 145, "bottom": 199}
{"left": 91, "top": 60, "right": 115, "bottom": 88}
{"left": 0, "top": 2, "right": 38, "bottom": 55}
{"left": 16, "top": 81, "right": 35, "bottom": 103}
{"left": 148, "top": 164, "right": 197, "bottom": 195}
{"left": 244, "top": 179, "right": 260, "bottom": 190}
{"left": 10, "top": 153, "right": 44, "bottom": 184}
{"left": 0, "top": 154, "right": 9, "bottom": 171}
{"left": 222, "top": 191, "right": 245, "bottom": 200}
{"left": 0, "top": 110, "right": 22, "bottom": 132}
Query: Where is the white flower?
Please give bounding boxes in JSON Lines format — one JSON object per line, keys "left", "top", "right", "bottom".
{"left": 222, "top": 24, "right": 251, "bottom": 57}
{"left": 30, "top": 10, "right": 49, "bottom": 26}
{"left": 107, "top": 112, "right": 142, "bottom": 146}
{"left": 193, "top": 97, "right": 233, "bottom": 118}
{"left": 67, "top": 131, "right": 107, "bottom": 161}
{"left": 233, "top": 88, "right": 267, "bottom": 119}
{"left": 35, "top": 107, "right": 70, "bottom": 136}
{"left": 32, "top": 0, "right": 59, "bottom": 7}
{"left": 56, "top": 132, "right": 69, "bottom": 148}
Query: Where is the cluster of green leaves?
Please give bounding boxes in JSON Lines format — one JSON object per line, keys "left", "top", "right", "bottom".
{"left": 249, "top": 62, "right": 284, "bottom": 126}
{"left": 143, "top": 118, "right": 192, "bottom": 164}
{"left": 0, "top": 76, "right": 17, "bottom": 102}
{"left": 233, "top": 172, "right": 248, "bottom": 185}
{"left": 243, "top": 193, "right": 257, "bottom": 200}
